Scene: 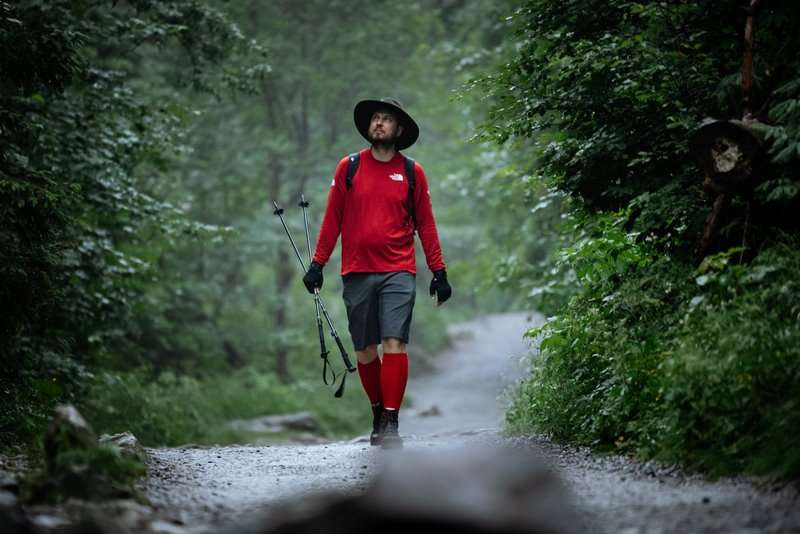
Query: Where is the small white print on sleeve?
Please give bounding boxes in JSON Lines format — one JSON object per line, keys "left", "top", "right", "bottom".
{"left": 331, "top": 178, "right": 336, "bottom": 186}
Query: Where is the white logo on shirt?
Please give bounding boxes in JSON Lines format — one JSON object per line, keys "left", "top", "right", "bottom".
{"left": 389, "top": 173, "right": 404, "bottom": 181}
{"left": 331, "top": 178, "right": 335, "bottom": 186}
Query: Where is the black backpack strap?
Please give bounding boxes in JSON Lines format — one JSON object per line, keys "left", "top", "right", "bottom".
{"left": 345, "top": 152, "right": 360, "bottom": 191}
{"left": 404, "top": 156, "right": 417, "bottom": 231}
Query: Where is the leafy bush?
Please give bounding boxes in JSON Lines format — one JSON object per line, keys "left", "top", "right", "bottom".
{"left": 658, "top": 244, "right": 800, "bottom": 476}
{"left": 508, "top": 238, "right": 800, "bottom": 478}
{"left": 0, "top": 0, "right": 264, "bottom": 447}
{"left": 484, "top": 0, "right": 800, "bottom": 479}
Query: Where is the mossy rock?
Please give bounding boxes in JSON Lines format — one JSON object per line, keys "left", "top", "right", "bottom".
{"left": 24, "top": 406, "right": 147, "bottom": 504}
{"left": 98, "top": 433, "right": 148, "bottom": 465}
{"left": 44, "top": 405, "right": 97, "bottom": 476}
{"left": 25, "top": 444, "right": 147, "bottom": 504}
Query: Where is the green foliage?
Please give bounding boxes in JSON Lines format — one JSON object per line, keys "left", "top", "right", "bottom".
{"left": 21, "top": 442, "right": 147, "bottom": 504}
{"left": 81, "top": 368, "right": 369, "bottom": 446}
{"left": 660, "top": 243, "right": 800, "bottom": 476}
{"left": 508, "top": 240, "right": 800, "bottom": 477}
{"left": 55, "top": 444, "right": 146, "bottom": 486}
{"left": 508, "top": 213, "right": 690, "bottom": 448}
{"left": 478, "top": 2, "right": 730, "bottom": 210}
{"left": 477, "top": 0, "right": 800, "bottom": 233}
{"left": 562, "top": 209, "right": 652, "bottom": 286}
{"left": 490, "top": 0, "right": 800, "bottom": 479}
{"left": 466, "top": 145, "right": 577, "bottom": 315}
{"left": 1, "top": 0, "right": 264, "bottom": 445}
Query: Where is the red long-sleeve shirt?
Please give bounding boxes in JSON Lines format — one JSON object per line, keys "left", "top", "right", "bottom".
{"left": 312, "top": 148, "right": 446, "bottom": 275}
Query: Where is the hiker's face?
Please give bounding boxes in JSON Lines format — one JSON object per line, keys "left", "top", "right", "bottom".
{"left": 368, "top": 111, "right": 403, "bottom": 144}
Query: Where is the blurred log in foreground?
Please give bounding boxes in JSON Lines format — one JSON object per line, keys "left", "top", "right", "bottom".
{"left": 238, "top": 444, "right": 583, "bottom": 534}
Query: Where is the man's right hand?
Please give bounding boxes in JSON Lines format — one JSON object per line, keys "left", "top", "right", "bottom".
{"left": 303, "top": 261, "right": 324, "bottom": 294}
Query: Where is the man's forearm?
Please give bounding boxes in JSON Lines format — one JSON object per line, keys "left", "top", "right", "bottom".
{"left": 312, "top": 182, "right": 344, "bottom": 266}
{"left": 312, "top": 224, "right": 340, "bottom": 266}
{"left": 418, "top": 225, "right": 446, "bottom": 272}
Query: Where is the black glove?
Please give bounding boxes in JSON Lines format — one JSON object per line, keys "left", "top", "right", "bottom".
{"left": 429, "top": 269, "right": 451, "bottom": 304}
{"left": 303, "top": 261, "right": 324, "bottom": 294}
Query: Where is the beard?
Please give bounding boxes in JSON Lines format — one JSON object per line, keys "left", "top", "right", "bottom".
{"left": 368, "top": 131, "right": 399, "bottom": 149}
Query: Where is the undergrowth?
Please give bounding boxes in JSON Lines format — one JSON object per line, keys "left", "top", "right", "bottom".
{"left": 81, "top": 367, "right": 370, "bottom": 446}
{"left": 507, "top": 220, "right": 800, "bottom": 479}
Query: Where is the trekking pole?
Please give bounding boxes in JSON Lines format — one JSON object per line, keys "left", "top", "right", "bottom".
{"left": 272, "top": 200, "right": 356, "bottom": 397}
{"left": 293, "top": 196, "right": 356, "bottom": 379}
{"left": 298, "top": 194, "right": 334, "bottom": 387}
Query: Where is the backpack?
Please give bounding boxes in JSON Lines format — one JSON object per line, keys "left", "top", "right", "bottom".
{"left": 344, "top": 152, "right": 417, "bottom": 231}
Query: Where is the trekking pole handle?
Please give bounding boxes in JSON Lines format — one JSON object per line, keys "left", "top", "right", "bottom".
{"left": 298, "top": 194, "right": 314, "bottom": 264}
{"left": 314, "top": 292, "right": 329, "bottom": 358}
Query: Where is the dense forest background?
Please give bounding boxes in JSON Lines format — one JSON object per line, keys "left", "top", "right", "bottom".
{"left": 2, "top": 0, "right": 799, "bottom": 479}
{"left": 1, "top": 0, "right": 527, "bottom": 448}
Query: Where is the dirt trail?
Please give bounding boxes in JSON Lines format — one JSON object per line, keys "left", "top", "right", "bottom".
{"left": 146, "top": 312, "right": 800, "bottom": 533}
{"left": 402, "top": 312, "right": 538, "bottom": 436}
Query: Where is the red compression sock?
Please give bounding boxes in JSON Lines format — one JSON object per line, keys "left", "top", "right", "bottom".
{"left": 381, "top": 352, "right": 408, "bottom": 410}
{"left": 357, "top": 357, "right": 382, "bottom": 405}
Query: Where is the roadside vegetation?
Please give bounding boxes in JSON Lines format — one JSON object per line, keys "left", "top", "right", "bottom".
{"left": 81, "top": 368, "right": 373, "bottom": 445}
{"left": 480, "top": 1, "right": 800, "bottom": 478}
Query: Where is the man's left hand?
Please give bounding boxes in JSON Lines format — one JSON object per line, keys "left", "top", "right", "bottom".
{"left": 429, "top": 269, "right": 451, "bottom": 305}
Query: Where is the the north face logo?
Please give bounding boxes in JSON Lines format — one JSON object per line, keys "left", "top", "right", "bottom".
{"left": 389, "top": 173, "right": 404, "bottom": 181}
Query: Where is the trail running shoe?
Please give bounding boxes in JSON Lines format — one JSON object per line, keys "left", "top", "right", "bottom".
{"left": 370, "top": 403, "right": 383, "bottom": 446}
{"left": 379, "top": 409, "right": 403, "bottom": 449}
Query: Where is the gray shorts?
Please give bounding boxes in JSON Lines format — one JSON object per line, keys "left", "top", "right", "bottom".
{"left": 342, "top": 271, "right": 416, "bottom": 351}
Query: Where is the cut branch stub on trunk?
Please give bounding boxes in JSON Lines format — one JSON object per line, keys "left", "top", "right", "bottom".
{"left": 689, "top": 119, "right": 768, "bottom": 261}
{"left": 689, "top": 119, "right": 766, "bottom": 196}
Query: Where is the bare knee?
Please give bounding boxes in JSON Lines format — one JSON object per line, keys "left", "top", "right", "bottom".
{"left": 356, "top": 344, "right": 379, "bottom": 364}
{"left": 381, "top": 337, "right": 406, "bottom": 353}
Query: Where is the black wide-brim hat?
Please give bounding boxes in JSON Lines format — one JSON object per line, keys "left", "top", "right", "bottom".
{"left": 354, "top": 97, "right": 419, "bottom": 150}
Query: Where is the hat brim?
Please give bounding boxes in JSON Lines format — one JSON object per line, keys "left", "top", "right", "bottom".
{"left": 354, "top": 99, "right": 419, "bottom": 150}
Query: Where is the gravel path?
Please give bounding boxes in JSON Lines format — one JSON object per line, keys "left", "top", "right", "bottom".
{"left": 146, "top": 312, "right": 800, "bottom": 533}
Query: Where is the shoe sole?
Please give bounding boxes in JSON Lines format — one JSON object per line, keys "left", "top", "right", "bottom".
{"left": 370, "top": 434, "right": 382, "bottom": 446}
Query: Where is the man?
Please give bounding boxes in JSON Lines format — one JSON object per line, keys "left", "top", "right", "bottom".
{"left": 302, "top": 97, "right": 451, "bottom": 449}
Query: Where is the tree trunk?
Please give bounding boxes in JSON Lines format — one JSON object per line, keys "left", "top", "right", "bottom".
{"left": 261, "top": 27, "right": 335, "bottom": 383}
{"left": 268, "top": 157, "right": 293, "bottom": 383}
{"left": 274, "top": 250, "right": 293, "bottom": 383}
{"left": 697, "top": 193, "right": 731, "bottom": 261}
{"left": 741, "top": 0, "right": 762, "bottom": 120}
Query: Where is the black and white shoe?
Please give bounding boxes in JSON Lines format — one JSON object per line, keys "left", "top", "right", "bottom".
{"left": 370, "top": 403, "right": 383, "bottom": 446}
{"left": 379, "top": 408, "right": 403, "bottom": 449}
